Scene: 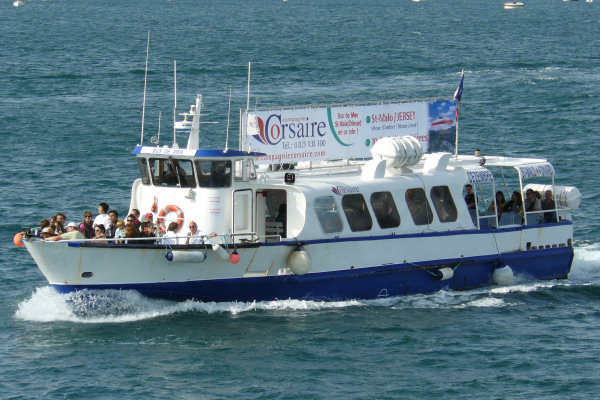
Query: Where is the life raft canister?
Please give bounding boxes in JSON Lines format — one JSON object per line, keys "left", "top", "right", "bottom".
{"left": 157, "top": 204, "right": 184, "bottom": 233}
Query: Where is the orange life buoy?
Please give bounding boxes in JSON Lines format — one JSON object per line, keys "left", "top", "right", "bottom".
{"left": 156, "top": 204, "right": 184, "bottom": 233}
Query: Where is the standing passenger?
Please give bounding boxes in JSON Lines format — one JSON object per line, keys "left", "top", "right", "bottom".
{"left": 94, "top": 202, "right": 110, "bottom": 228}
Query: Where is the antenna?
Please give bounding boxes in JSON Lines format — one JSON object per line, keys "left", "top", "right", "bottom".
{"left": 173, "top": 60, "right": 177, "bottom": 147}
{"left": 224, "top": 85, "right": 232, "bottom": 153}
{"left": 244, "top": 62, "right": 251, "bottom": 151}
{"left": 157, "top": 110, "right": 161, "bottom": 143}
{"left": 140, "top": 31, "right": 150, "bottom": 145}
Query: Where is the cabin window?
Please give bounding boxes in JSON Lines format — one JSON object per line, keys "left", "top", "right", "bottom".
{"left": 149, "top": 158, "right": 196, "bottom": 187}
{"left": 342, "top": 194, "right": 373, "bottom": 232}
{"left": 405, "top": 188, "right": 433, "bottom": 225}
{"left": 314, "top": 196, "right": 343, "bottom": 233}
{"left": 137, "top": 158, "right": 151, "bottom": 185}
{"left": 370, "top": 191, "right": 400, "bottom": 229}
{"left": 430, "top": 186, "right": 458, "bottom": 223}
{"left": 194, "top": 160, "right": 232, "bottom": 188}
{"left": 234, "top": 159, "right": 257, "bottom": 182}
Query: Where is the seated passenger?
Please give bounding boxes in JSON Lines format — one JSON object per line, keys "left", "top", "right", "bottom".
{"left": 139, "top": 222, "right": 157, "bottom": 244}
{"left": 46, "top": 222, "right": 85, "bottom": 241}
{"left": 503, "top": 191, "right": 523, "bottom": 214}
{"left": 161, "top": 222, "right": 180, "bottom": 245}
{"left": 40, "top": 225, "right": 56, "bottom": 239}
{"left": 124, "top": 224, "right": 139, "bottom": 244}
{"left": 93, "top": 224, "right": 107, "bottom": 242}
{"left": 487, "top": 191, "right": 506, "bottom": 218}
{"left": 185, "top": 221, "right": 204, "bottom": 245}
{"left": 55, "top": 213, "right": 67, "bottom": 235}
{"left": 542, "top": 190, "right": 558, "bottom": 223}
{"left": 525, "top": 189, "right": 541, "bottom": 212}
{"left": 79, "top": 211, "right": 95, "bottom": 239}
{"left": 114, "top": 220, "right": 126, "bottom": 242}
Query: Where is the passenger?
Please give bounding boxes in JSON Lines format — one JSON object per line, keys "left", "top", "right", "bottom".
{"left": 49, "top": 216, "right": 57, "bottom": 231}
{"left": 93, "top": 202, "right": 110, "bottom": 228}
{"left": 139, "top": 222, "right": 157, "bottom": 244}
{"left": 126, "top": 214, "right": 138, "bottom": 230}
{"left": 542, "top": 190, "right": 558, "bottom": 223}
{"left": 124, "top": 224, "right": 139, "bottom": 244}
{"left": 55, "top": 213, "right": 67, "bottom": 235}
{"left": 464, "top": 184, "right": 476, "bottom": 209}
{"left": 40, "top": 219, "right": 50, "bottom": 230}
{"left": 105, "top": 210, "right": 119, "bottom": 239}
{"left": 144, "top": 212, "right": 154, "bottom": 224}
{"left": 79, "top": 210, "right": 95, "bottom": 239}
{"left": 161, "top": 222, "right": 180, "bottom": 245}
{"left": 503, "top": 191, "right": 523, "bottom": 214}
{"left": 487, "top": 191, "right": 506, "bottom": 217}
{"left": 525, "top": 189, "right": 541, "bottom": 212}
{"left": 46, "top": 222, "right": 85, "bottom": 241}
{"left": 40, "top": 225, "right": 56, "bottom": 239}
{"left": 93, "top": 224, "right": 107, "bottom": 243}
{"left": 275, "top": 203, "right": 287, "bottom": 238}
{"left": 114, "top": 220, "right": 126, "bottom": 242}
{"left": 131, "top": 209, "right": 142, "bottom": 230}
{"left": 185, "top": 221, "right": 204, "bottom": 244}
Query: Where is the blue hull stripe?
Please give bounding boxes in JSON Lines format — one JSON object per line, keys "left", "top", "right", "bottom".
{"left": 52, "top": 247, "right": 574, "bottom": 302}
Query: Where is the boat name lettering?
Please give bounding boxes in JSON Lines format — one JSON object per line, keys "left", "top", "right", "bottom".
{"left": 151, "top": 148, "right": 186, "bottom": 155}
{"left": 331, "top": 185, "right": 360, "bottom": 195}
{"left": 261, "top": 114, "right": 327, "bottom": 145}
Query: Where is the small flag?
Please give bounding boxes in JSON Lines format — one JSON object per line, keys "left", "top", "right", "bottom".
{"left": 454, "top": 70, "right": 464, "bottom": 102}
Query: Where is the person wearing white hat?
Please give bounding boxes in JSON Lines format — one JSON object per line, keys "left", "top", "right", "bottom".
{"left": 45, "top": 222, "right": 85, "bottom": 241}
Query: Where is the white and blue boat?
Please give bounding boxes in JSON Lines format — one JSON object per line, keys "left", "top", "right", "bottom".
{"left": 18, "top": 74, "right": 581, "bottom": 302}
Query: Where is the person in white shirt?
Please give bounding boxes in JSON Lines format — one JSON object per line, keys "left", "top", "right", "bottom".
{"left": 93, "top": 202, "right": 110, "bottom": 228}
{"left": 185, "top": 221, "right": 204, "bottom": 245}
{"left": 161, "top": 222, "right": 180, "bottom": 245}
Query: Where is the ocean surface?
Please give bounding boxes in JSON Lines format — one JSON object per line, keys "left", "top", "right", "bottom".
{"left": 1, "top": 0, "right": 599, "bottom": 398}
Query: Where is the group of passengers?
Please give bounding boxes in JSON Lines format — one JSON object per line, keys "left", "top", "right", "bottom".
{"left": 39, "top": 202, "right": 205, "bottom": 245}
{"left": 465, "top": 185, "right": 558, "bottom": 225}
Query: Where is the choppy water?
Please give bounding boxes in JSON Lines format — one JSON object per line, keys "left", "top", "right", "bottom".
{"left": 1, "top": 0, "right": 599, "bottom": 398}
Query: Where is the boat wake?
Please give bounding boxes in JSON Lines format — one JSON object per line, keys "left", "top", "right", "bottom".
{"left": 15, "top": 245, "right": 600, "bottom": 324}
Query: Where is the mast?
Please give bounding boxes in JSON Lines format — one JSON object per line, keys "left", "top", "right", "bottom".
{"left": 140, "top": 31, "right": 150, "bottom": 145}
{"left": 225, "top": 85, "right": 232, "bottom": 153}
{"left": 244, "top": 62, "right": 251, "bottom": 151}
{"left": 173, "top": 60, "right": 177, "bottom": 147}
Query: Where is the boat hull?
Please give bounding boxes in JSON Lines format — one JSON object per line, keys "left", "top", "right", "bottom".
{"left": 50, "top": 247, "right": 573, "bottom": 302}
{"left": 25, "top": 223, "right": 575, "bottom": 302}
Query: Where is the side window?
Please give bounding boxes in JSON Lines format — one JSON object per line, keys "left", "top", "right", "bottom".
{"left": 149, "top": 158, "right": 196, "bottom": 187}
{"left": 370, "top": 191, "right": 400, "bottom": 229}
{"left": 405, "top": 188, "right": 433, "bottom": 225}
{"left": 342, "top": 194, "right": 372, "bottom": 232}
{"left": 314, "top": 196, "right": 343, "bottom": 233}
{"left": 194, "top": 160, "right": 232, "bottom": 188}
{"left": 137, "top": 158, "right": 150, "bottom": 185}
{"left": 234, "top": 159, "right": 257, "bottom": 181}
{"left": 430, "top": 186, "right": 458, "bottom": 223}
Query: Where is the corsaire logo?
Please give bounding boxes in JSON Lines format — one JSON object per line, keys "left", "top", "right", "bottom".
{"left": 332, "top": 185, "right": 360, "bottom": 195}
{"left": 250, "top": 114, "right": 327, "bottom": 146}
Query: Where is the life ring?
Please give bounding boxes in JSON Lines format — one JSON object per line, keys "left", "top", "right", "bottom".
{"left": 157, "top": 204, "right": 184, "bottom": 233}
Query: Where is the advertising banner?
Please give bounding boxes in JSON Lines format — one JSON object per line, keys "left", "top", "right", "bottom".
{"left": 243, "top": 99, "right": 457, "bottom": 164}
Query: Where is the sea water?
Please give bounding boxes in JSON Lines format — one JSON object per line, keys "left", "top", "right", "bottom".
{"left": 1, "top": 0, "right": 599, "bottom": 398}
